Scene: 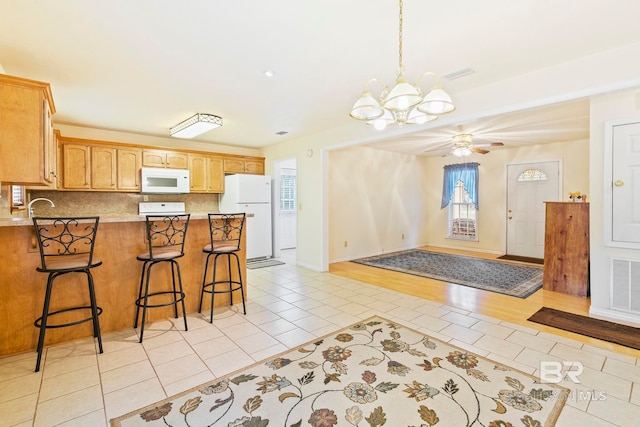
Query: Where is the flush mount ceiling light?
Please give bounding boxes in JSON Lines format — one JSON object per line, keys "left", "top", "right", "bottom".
{"left": 170, "top": 113, "right": 223, "bottom": 139}
{"left": 349, "top": 0, "right": 455, "bottom": 130}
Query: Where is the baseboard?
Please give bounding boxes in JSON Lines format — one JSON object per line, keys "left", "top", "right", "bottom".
{"left": 589, "top": 306, "right": 640, "bottom": 326}
{"left": 425, "top": 243, "right": 503, "bottom": 256}
{"left": 329, "top": 244, "right": 420, "bottom": 265}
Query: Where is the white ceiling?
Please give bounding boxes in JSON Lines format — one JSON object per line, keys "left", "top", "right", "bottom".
{"left": 1, "top": 1, "right": 638, "bottom": 154}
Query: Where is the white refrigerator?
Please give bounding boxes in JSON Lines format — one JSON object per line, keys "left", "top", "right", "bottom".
{"left": 219, "top": 174, "right": 272, "bottom": 260}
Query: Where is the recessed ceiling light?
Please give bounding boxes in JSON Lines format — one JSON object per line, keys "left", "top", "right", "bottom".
{"left": 264, "top": 70, "right": 274, "bottom": 78}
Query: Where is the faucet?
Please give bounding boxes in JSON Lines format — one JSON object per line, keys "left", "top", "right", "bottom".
{"left": 27, "top": 198, "right": 55, "bottom": 218}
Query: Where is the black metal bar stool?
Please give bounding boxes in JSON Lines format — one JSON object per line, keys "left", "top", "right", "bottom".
{"left": 32, "top": 216, "right": 103, "bottom": 372}
{"left": 199, "top": 213, "right": 246, "bottom": 323}
{"left": 134, "top": 214, "right": 190, "bottom": 342}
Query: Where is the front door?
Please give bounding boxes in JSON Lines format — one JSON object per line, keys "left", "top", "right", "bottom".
{"left": 506, "top": 161, "right": 560, "bottom": 258}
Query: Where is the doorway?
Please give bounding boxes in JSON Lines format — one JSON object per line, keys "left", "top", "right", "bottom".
{"left": 272, "top": 157, "right": 297, "bottom": 259}
{"left": 506, "top": 160, "right": 561, "bottom": 259}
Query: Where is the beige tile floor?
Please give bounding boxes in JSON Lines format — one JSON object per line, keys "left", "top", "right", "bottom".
{"left": 1, "top": 250, "right": 639, "bottom": 427}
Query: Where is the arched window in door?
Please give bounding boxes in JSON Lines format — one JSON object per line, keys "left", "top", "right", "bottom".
{"left": 517, "top": 168, "right": 548, "bottom": 182}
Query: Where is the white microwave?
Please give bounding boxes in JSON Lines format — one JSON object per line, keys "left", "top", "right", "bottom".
{"left": 141, "top": 167, "right": 190, "bottom": 193}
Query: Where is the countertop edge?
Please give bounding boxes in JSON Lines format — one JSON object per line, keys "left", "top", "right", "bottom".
{"left": 0, "top": 213, "right": 211, "bottom": 227}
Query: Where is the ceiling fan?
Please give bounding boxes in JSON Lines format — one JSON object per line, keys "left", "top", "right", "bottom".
{"left": 440, "top": 133, "right": 504, "bottom": 157}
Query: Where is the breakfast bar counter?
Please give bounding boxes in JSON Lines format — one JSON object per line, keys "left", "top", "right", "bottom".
{"left": 0, "top": 216, "right": 246, "bottom": 357}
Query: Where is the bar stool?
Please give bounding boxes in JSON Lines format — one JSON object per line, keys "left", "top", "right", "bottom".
{"left": 134, "top": 214, "right": 190, "bottom": 343}
{"left": 32, "top": 217, "right": 103, "bottom": 372}
{"left": 199, "top": 213, "right": 246, "bottom": 323}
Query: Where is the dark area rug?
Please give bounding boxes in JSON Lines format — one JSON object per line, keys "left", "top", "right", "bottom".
{"left": 352, "top": 249, "right": 543, "bottom": 298}
{"left": 246, "top": 259, "right": 285, "bottom": 269}
{"left": 497, "top": 254, "right": 544, "bottom": 265}
{"left": 527, "top": 307, "right": 640, "bottom": 350}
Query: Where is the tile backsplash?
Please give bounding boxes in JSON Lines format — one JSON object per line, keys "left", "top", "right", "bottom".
{"left": 0, "top": 185, "right": 220, "bottom": 219}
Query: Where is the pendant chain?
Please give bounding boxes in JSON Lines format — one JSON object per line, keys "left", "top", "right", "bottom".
{"left": 398, "top": 0, "right": 404, "bottom": 71}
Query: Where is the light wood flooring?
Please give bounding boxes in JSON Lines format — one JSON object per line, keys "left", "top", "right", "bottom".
{"left": 329, "top": 246, "right": 640, "bottom": 359}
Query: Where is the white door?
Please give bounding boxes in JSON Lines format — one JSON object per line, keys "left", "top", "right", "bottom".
{"left": 612, "top": 121, "right": 640, "bottom": 243}
{"left": 506, "top": 161, "right": 560, "bottom": 258}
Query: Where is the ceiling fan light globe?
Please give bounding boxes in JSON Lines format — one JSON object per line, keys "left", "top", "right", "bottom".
{"left": 350, "top": 91, "right": 384, "bottom": 121}
{"left": 417, "top": 88, "right": 455, "bottom": 115}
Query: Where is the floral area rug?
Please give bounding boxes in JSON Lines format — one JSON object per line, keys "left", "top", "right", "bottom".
{"left": 353, "top": 250, "right": 543, "bottom": 298}
{"left": 111, "top": 316, "right": 568, "bottom": 427}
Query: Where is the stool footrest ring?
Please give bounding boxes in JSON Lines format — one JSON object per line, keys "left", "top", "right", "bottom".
{"left": 34, "top": 306, "right": 103, "bottom": 329}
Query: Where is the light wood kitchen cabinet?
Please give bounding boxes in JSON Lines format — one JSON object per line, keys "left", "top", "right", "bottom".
{"left": 543, "top": 202, "right": 590, "bottom": 297}
{"left": 117, "top": 147, "right": 142, "bottom": 191}
{"left": 0, "top": 74, "right": 56, "bottom": 185}
{"left": 91, "top": 145, "right": 117, "bottom": 190}
{"left": 62, "top": 143, "right": 91, "bottom": 189}
{"left": 142, "top": 149, "right": 188, "bottom": 169}
{"left": 223, "top": 157, "right": 265, "bottom": 175}
{"left": 188, "top": 154, "right": 224, "bottom": 193}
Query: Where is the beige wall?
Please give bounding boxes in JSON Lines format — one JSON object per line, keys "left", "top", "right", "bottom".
{"left": 424, "top": 139, "right": 590, "bottom": 253}
{"left": 328, "top": 146, "right": 430, "bottom": 263}
{"left": 325, "top": 139, "right": 589, "bottom": 263}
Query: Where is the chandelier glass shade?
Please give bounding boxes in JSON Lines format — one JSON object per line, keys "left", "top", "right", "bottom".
{"left": 170, "top": 113, "right": 223, "bottom": 139}
{"left": 350, "top": 0, "right": 455, "bottom": 130}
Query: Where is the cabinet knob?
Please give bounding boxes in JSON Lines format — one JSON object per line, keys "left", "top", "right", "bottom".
{"left": 614, "top": 179, "right": 624, "bottom": 187}
{"left": 508, "top": 216, "right": 513, "bottom": 220}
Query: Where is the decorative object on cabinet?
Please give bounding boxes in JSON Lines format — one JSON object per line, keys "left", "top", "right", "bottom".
{"left": 543, "top": 202, "right": 590, "bottom": 297}
{"left": 32, "top": 216, "right": 103, "bottom": 372}
{"left": 170, "top": 113, "right": 222, "bottom": 138}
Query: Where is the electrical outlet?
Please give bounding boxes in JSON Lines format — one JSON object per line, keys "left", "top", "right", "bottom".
{"left": 344, "top": 241, "right": 348, "bottom": 247}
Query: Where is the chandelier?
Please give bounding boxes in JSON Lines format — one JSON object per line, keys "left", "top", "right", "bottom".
{"left": 349, "top": 0, "right": 455, "bottom": 130}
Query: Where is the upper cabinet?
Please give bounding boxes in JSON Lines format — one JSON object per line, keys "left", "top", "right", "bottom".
{"left": 224, "top": 157, "right": 265, "bottom": 175}
{"left": 0, "top": 74, "right": 56, "bottom": 185}
{"left": 188, "top": 154, "right": 224, "bottom": 193}
{"left": 142, "top": 149, "right": 188, "bottom": 169}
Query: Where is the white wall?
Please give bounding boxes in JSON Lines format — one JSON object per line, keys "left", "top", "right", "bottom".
{"left": 589, "top": 90, "right": 640, "bottom": 323}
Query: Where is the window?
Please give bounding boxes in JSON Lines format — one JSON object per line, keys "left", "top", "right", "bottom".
{"left": 441, "top": 163, "right": 479, "bottom": 241}
{"left": 280, "top": 169, "right": 296, "bottom": 212}
{"left": 10, "top": 185, "right": 25, "bottom": 212}
{"left": 517, "top": 168, "right": 548, "bottom": 182}
{"left": 449, "top": 180, "right": 477, "bottom": 240}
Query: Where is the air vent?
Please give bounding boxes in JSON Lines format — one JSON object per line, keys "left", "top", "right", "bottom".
{"left": 611, "top": 258, "right": 640, "bottom": 312}
{"left": 276, "top": 131, "right": 288, "bottom": 136}
{"left": 442, "top": 67, "right": 475, "bottom": 81}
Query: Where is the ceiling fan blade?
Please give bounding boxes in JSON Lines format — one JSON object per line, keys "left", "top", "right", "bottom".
{"left": 470, "top": 147, "right": 490, "bottom": 154}
{"left": 472, "top": 142, "right": 504, "bottom": 148}
{"left": 441, "top": 150, "right": 455, "bottom": 157}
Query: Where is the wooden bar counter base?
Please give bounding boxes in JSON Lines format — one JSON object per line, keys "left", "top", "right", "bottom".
{"left": 0, "top": 217, "right": 247, "bottom": 357}
{"left": 543, "top": 202, "right": 590, "bottom": 297}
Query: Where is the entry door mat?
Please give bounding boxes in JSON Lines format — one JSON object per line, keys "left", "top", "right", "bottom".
{"left": 247, "top": 258, "right": 285, "bottom": 269}
{"left": 110, "top": 316, "right": 568, "bottom": 426}
{"left": 498, "top": 254, "right": 544, "bottom": 265}
{"left": 528, "top": 307, "right": 640, "bottom": 350}
{"left": 352, "top": 249, "right": 543, "bottom": 298}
